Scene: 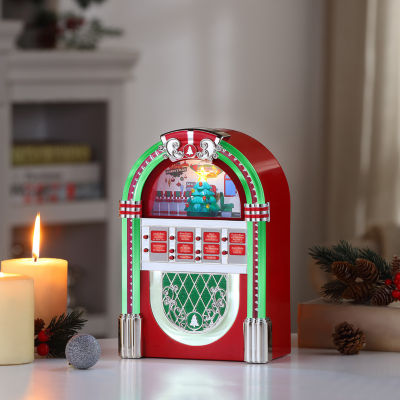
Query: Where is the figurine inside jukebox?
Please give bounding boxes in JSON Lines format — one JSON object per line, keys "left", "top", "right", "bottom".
{"left": 118, "top": 128, "right": 290, "bottom": 363}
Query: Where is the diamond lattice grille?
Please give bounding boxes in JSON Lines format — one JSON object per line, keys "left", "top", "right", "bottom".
{"left": 162, "top": 273, "right": 227, "bottom": 332}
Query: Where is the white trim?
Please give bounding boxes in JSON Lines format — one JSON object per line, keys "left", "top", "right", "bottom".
{"left": 142, "top": 217, "right": 246, "bottom": 229}
{"left": 187, "top": 130, "right": 194, "bottom": 145}
{"left": 142, "top": 261, "right": 246, "bottom": 274}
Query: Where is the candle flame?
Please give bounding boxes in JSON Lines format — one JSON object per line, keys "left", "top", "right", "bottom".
{"left": 32, "top": 213, "right": 40, "bottom": 262}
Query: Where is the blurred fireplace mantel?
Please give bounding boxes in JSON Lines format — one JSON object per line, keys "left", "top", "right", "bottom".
{"left": 0, "top": 33, "right": 138, "bottom": 337}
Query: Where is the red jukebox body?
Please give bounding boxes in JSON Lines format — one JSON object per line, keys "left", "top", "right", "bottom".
{"left": 118, "top": 128, "right": 290, "bottom": 363}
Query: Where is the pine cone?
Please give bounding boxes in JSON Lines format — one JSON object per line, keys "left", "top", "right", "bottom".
{"left": 392, "top": 255, "right": 400, "bottom": 276}
{"left": 342, "top": 282, "right": 374, "bottom": 302}
{"left": 332, "top": 321, "right": 366, "bottom": 355}
{"left": 354, "top": 258, "right": 379, "bottom": 283}
{"left": 331, "top": 261, "right": 356, "bottom": 283}
{"left": 370, "top": 285, "right": 394, "bottom": 306}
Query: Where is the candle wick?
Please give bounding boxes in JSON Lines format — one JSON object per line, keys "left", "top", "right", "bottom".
{"left": 33, "top": 255, "right": 37, "bottom": 262}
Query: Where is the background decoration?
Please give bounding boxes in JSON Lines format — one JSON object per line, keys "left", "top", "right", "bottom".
{"left": 309, "top": 240, "right": 400, "bottom": 306}
{"left": 332, "top": 321, "right": 366, "bottom": 355}
{"left": 65, "top": 334, "right": 101, "bottom": 369}
{"left": 34, "top": 310, "right": 87, "bottom": 357}
{"left": 17, "top": 0, "right": 122, "bottom": 49}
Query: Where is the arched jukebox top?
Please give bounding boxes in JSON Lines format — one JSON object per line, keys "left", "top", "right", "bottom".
{"left": 118, "top": 128, "right": 290, "bottom": 363}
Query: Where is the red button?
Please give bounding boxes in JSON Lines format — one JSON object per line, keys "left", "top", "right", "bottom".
{"left": 143, "top": 248, "right": 149, "bottom": 253}
{"left": 222, "top": 237, "right": 228, "bottom": 242}
{"left": 143, "top": 235, "right": 149, "bottom": 239}
{"left": 169, "top": 255, "right": 175, "bottom": 260}
{"left": 195, "top": 256, "right": 201, "bottom": 261}
{"left": 195, "top": 250, "right": 201, "bottom": 254}
{"left": 222, "top": 250, "right": 228, "bottom": 255}
{"left": 169, "top": 249, "right": 174, "bottom": 253}
{"left": 196, "top": 236, "right": 201, "bottom": 241}
{"left": 169, "top": 235, "right": 175, "bottom": 240}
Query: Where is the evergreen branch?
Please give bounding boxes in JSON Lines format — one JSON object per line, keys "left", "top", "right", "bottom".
{"left": 308, "top": 245, "right": 339, "bottom": 272}
{"left": 47, "top": 310, "right": 87, "bottom": 358}
{"left": 331, "top": 240, "right": 360, "bottom": 264}
{"left": 320, "top": 280, "right": 347, "bottom": 302}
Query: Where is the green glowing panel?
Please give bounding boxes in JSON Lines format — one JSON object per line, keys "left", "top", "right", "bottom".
{"left": 162, "top": 273, "right": 227, "bottom": 332}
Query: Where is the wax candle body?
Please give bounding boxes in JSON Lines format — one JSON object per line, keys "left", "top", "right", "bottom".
{"left": 0, "top": 273, "right": 34, "bottom": 365}
{"left": 1, "top": 258, "right": 68, "bottom": 324}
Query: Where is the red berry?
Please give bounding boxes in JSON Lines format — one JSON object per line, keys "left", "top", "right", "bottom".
{"left": 37, "top": 330, "right": 50, "bottom": 342}
{"left": 37, "top": 343, "right": 49, "bottom": 356}
{"left": 396, "top": 282, "right": 400, "bottom": 290}
{"left": 385, "top": 279, "right": 393, "bottom": 285}
{"left": 392, "top": 290, "right": 400, "bottom": 299}
{"left": 395, "top": 273, "right": 400, "bottom": 280}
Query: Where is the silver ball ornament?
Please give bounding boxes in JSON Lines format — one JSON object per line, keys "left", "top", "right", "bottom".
{"left": 65, "top": 334, "right": 101, "bottom": 369}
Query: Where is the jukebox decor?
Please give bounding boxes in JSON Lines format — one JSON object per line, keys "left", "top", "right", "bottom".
{"left": 118, "top": 128, "right": 290, "bottom": 363}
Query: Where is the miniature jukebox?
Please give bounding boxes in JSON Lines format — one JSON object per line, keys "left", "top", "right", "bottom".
{"left": 118, "top": 128, "right": 290, "bottom": 363}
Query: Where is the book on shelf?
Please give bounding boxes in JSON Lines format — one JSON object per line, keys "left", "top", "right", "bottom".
{"left": 10, "top": 182, "right": 101, "bottom": 204}
{"left": 10, "top": 163, "right": 102, "bottom": 204}
{"left": 12, "top": 143, "right": 92, "bottom": 165}
{"left": 11, "top": 163, "right": 100, "bottom": 185}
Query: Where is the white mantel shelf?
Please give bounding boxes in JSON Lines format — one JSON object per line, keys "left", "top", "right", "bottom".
{"left": 1, "top": 335, "right": 399, "bottom": 400}
{"left": 6, "top": 50, "right": 138, "bottom": 84}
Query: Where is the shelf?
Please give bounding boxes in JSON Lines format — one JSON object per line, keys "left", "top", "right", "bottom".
{"left": 10, "top": 199, "right": 108, "bottom": 226}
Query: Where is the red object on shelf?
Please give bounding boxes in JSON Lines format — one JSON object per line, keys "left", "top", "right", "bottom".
{"left": 195, "top": 256, "right": 201, "bottom": 261}
{"left": 169, "top": 255, "right": 175, "bottom": 260}
{"left": 195, "top": 236, "right": 201, "bottom": 241}
{"left": 143, "top": 248, "right": 149, "bottom": 253}
{"left": 169, "top": 235, "right": 175, "bottom": 240}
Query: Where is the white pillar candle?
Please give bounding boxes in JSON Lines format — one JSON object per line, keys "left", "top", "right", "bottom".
{"left": 1, "top": 213, "right": 68, "bottom": 324}
{"left": 0, "top": 272, "right": 34, "bottom": 365}
{"left": 1, "top": 258, "right": 68, "bottom": 325}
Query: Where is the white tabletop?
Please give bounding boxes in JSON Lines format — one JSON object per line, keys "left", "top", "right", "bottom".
{"left": 1, "top": 335, "right": 398, "bottom": 400}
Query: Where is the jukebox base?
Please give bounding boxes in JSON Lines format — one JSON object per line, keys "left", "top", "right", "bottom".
{"left": 243, "top": 318, "right": 272, "bottom": 363}
{"left": 118, "top": 314, "right": 142, "bottom": 359}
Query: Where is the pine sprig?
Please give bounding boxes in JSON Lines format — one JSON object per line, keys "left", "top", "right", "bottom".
{"left": 359, "top": 247, "right": 391, "bottom": 280}
{"left": 320, "top": 280, "right": 348, "bottom": 302}
{"left": 308, "top": 245, "right": 339, "bottom": 273}
{"left": 332, "top": 240, "right": 360, "bottom": 264}
{"left": 46, "top": 310, "right": 87, "bottom": 357}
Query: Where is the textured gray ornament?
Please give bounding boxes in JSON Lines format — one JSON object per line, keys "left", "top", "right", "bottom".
{"left": 65, "top": 334, "right": 101, "bottom": 369}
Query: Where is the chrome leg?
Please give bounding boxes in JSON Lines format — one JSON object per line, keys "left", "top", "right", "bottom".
{"left": 243, "top": 317, "right": 272, "bottom": 363}
{"left": 118, "top": 314, "right": 142, "bottom": 359}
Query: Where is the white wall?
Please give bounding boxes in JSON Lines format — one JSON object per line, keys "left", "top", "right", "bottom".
{"left": 62, "top": 0, "right": 326, "bottom": 331}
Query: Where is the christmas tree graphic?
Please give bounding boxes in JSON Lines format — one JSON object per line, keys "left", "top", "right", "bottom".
{"left": 185, "top": 168, "right": 220, "bottom": 216}
{"left": 189, "top": 314, "right": 199, "bottom": 328}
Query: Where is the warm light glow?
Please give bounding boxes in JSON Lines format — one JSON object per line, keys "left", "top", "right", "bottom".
{"left": 196, "top": 167, "right": 208, "bottom": 182}
{"left": 32, "top": 213, "right": 40, "bottom": 262}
